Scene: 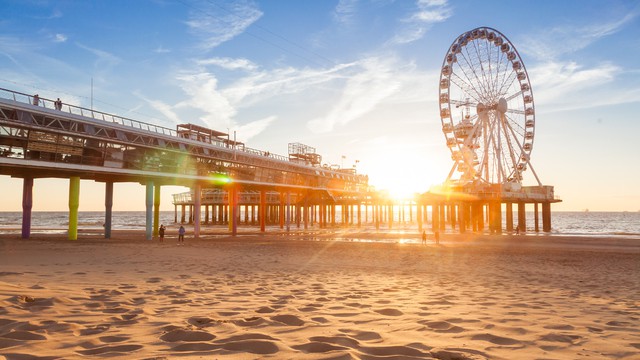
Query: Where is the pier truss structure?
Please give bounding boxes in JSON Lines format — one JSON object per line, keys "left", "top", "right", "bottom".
{"left": 423, "top": 26, "right": 562, "bottom": 233}
{"left": 0, "top": 87, "right": 373, "bottom": 239}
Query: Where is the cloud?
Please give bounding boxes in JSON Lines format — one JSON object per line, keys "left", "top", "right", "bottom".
{"left": 521, "top": 13, "right": 637, "bottom": 60}
{"left": 389, "top": 0, "right": 451, "bottom": 45}
{"left": 154, "top": 46, "right": 170, "bottom": 54}
{"left": 236, "top": 115, "right": 276, "bottom": 142}
{"left": 186, "top": 0, "right": 262, "bottom": 51}
{"left": 197, "top": 57, "right": 257, "bottom": 71}
{"left": 529, "top": 60, "right": 627, "bottom": 111}
{"left": 175, "top": 71, "right": 237, "bottom": 128}
{"left": 307, "top": 57, "right": 404, "bottom": 133}
{"left": 53, "top": 33, "right": 67, "bottom": 43}
{"left": 334, "top": 0, "right": 358, "bottom": 26}
{"left": 76, "top": 42, "right": 121, "bottom": 69}
{"left": 135, "top": 91, "right": 182, "bottom": 124}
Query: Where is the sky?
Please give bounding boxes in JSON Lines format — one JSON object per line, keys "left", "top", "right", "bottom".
{"left": 1, "top": 0, "right": 639, "bottom": 212}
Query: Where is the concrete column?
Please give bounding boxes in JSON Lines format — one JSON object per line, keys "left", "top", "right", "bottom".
{"left": 534, "top": 203, "right": 540, "bottom": 232}
{"left": 145, "top": 181, "right": 153, "bottom": 241}
{"left": 68, "top": 177, "right": 80, "bottom": 241}
{"left": 104, "top": 181, "right": 113, "bottom": 239}
{"left": 181, "top": 204, "right": 186, "bottom": 223}
{"left": 21, "top": 177, "right": 33, "bottom": 239}
{"left": 153, "top": 184, "right": 161, "bottom": 238}
{"left": 432, "top": 204, "right": 440, "bottom": 232}
{"left": 517, "top": 202, "right": 526, "bottom": 233}
{"left": 205, "top": 205, "right": 209, "bottom": 224}
{"left": 506, "top": 202, "right": 513, "bottom": 232}
{"left": 286, "top": 192, "right": 291, "bottom": 232}
{"left": 439, "top": 204, "right": 446, "bottom": 230}
{"left": 542, "top": 202, "right": 551, "bottom": 232}
{"left": 279, "top": 193, "right": 285, "bottom": 229}
{"left": 458, "top": 202, "right": 466, "bottom": 234}
{"left": 417, "top": 203, "right": 423, "bottom": 232}
{"left": 193, "top": 184, "right": 201, "bottom": 238}
{"left": 260, "top": 190, "right": 266, "bottom": 232}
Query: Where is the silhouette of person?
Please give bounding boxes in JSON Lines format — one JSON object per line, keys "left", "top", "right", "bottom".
{"left": 159, "top": 224, "right": 165, "bottom": 242}
{"left": 32, "top": 94, "right": 40, "bottom": 106}
{"left": 178, "top": 225, "right": 185, "bottom": 244}
{"left": 421, "top": 230, "right": 427, "bottom": 245}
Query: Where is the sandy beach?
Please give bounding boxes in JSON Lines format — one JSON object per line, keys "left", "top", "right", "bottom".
{"left": 0, "top": 230, "right": 639, "bottom": 359}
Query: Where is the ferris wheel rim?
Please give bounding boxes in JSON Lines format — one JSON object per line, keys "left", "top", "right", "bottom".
{"left": 438, "top": 26, "right": 536, "bottom": 185}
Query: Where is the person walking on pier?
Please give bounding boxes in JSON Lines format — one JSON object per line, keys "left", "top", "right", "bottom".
{"left": 159, "top": 224, "right": 166, "bottom": 243}
{"left": 32, "top": 94, "right": 40, "bottom": 106}
{"left": 178, "top": 225, "right": 185, "bottom": 244}
{"left": 55, "top": 98, "right": 63, "bottom": 110}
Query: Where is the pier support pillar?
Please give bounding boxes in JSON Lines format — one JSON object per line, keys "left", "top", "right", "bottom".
{"left": 517, "top": 202, "right": 526, "bottom": 233}
{"left": 506, "top": 202, "right": 513, "bottom": 233}
{"left": 145, "top": 181, "right": 153, "bottom": 241}
{"left": 458, "top": 203, "right": 466, "bottom": 234}
{"left": 534, "top": 203, "right": 540, "bottom": 232}
{"left": 279, "top": 193, "right": 285, "bottom": 229}
{"left": 432, "top": 204, "right": 440, "bottom": 233}
{"left": 153, "top": 184, "right": 161, "bottom": 238}
{"left": 68, "top": 177, "right": 80, "bottom": 240}
{"left": 21, "top": 177, "right": 33, "bottom": 239}
{"left": 286, "top": 192, "right": 291, "bottom": 232}
{"left": 193, "top": 184, "right": 201, "bottom": 238}
{"left": 542, "top": 202, "right": 551, "bottom": 232}
{"left": 417, "top": 204, "right": 423, "bottom": 233}
{"left": 487, "top": 202, "right": 498, "bottom": 234}
{"left": 260, "top": 190, "right": 266, "bottom": 232}
{"left": 104, "top": 181, "right": 113, "bottom": 239}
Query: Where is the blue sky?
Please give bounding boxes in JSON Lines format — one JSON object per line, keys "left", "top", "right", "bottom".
{"left": 1, "top": 0, "right": 639, "bottom": 211}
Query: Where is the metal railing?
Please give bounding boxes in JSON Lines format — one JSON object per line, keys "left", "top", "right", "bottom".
{"left": 0, "top": 87, "right": 369, "bottom": 184}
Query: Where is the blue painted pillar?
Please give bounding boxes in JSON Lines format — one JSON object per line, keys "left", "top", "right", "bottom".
{"left": 104, "top": 181, "right": 113, "bottom": 239}
{"left": 153, "top": 184, "right": 161, "bottom": 238}
{"left": 194, "top": 184, "right": 201, "bottom": 238}
{"left": 21, "top": 177, "right": 33, "bottom": 239}
{"left": 145, "top": 181, "right": 153, "bottom": 240}
{"left": 68, "top": 177, "right": 80, "bottom": 240}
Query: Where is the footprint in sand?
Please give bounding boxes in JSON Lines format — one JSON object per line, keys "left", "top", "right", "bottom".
{"left": 374, "top": 308, "right": 403, "bottom": 316}
{"left": 160, "top": 328, "right": 216, "bottom": 342}
{"left": 270, "top": 314, "right": 304, "bottom": 326}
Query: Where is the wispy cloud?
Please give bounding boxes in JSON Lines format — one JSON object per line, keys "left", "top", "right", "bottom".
{"left": 53, "top": 33, "right": 67, "bottom": 43}
{"left": 389, "top": 0, "right": 452, "bottom": 45}
{"left": 76, "top": 42, "right": 121, "bottom": 69}
{"left": 186, "top": 0, "right": 262, "bottom": 51}
{"left": 197, "top": 57, "right": 257, "bottom": 71}
{"left": 333, "top": 0, "right": 358, "bottom": 26}
{"left": 529, "top": 60, "right": 627, "bottom": 111}
{"left": 521, "top": 13, "right": 637, "bottom": 60}
{"left": 307, "top": 57, "right": 405, "bottom": 133}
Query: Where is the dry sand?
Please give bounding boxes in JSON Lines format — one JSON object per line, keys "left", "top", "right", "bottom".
{"left": 0, "top": 230, "right": 639, "bottom": 359}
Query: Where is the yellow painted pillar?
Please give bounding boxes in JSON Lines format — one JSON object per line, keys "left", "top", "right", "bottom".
{"left": 68, "top": 177, "right": 80, "bottom": 240}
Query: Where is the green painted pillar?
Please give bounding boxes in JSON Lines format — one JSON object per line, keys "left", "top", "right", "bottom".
{"left": 145, "top": 181, "right": 153, "bottom": 240}
{"left": 68, "top": 177, "right": 80, "bottom": 240}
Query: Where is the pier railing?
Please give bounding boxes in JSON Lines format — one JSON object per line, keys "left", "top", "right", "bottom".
{"left": 0, "top": 87, "right": 306, "bottom": 165}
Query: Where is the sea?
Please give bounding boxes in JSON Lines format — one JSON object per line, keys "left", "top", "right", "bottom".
{"left": 0, "top": 211, "right": 639, "bottom": 239}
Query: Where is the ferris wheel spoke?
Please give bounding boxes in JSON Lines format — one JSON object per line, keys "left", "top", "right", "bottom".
{"left": 463, "top": 41, "right": 493, "bottom": 99}
{"left": 504, "top": 90, "right": 524, "bottom": 102}
{"left": 455, "top": 57, "right": 488, "bottom": 102}
{"left": 506, "top": 109, "right": 525, "bottom": 115}
{"left": 450, "top": 74, "right": 483, "bottom": 103}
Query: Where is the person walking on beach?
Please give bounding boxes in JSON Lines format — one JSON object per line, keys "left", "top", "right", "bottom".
{"left": 178, "top": 225, "right": 185, "bottom": 244}
{"left": 159, "top": 224, "right": 165, "bottom": 242}
{"left": 434, "top": 231, "right": 440, "bottom": 245}
{"left": 421, "top": 230, "right": 427, "bottom": 245}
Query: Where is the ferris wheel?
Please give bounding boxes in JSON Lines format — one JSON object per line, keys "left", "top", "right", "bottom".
{"left": 439, "top": 27, "right": 540, "bottom": 187}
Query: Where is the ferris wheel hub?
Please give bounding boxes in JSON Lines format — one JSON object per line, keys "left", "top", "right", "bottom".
{"left": 497, "top": 98, "right": 508, "bottom": 114}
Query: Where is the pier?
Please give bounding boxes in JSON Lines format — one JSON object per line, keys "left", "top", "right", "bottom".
{"left": 0, "top": 87, "right": 560, "bottom": 239}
